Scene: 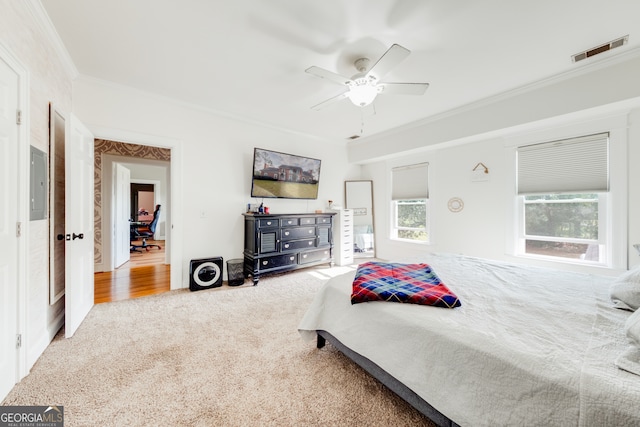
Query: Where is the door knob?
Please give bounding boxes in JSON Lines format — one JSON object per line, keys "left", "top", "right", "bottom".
{"left": 57, "top": 234, "right": 64, "bottom": 241}
{"left": 72, "top": 233, "right": 84, "bottom": 240}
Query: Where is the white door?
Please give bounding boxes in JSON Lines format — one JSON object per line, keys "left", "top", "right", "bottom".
{"left": 113, "top": 163, "right": 130, "bottom": 268}
{"left": 0, "top": 57, "right": 19, "bottom": 399}
{"left": 65, "top": 114, "right": 94, "bottom": 338}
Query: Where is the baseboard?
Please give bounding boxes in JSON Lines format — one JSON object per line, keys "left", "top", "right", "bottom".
{"left": 27, "top": 312, "right": 64, "bottom": 371}
{"left": 94, "top": 262, "right": 105, "bottom": 273}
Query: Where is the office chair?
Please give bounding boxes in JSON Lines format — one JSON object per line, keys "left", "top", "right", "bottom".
{"left": 131, "top": 205, "right": 162, "bottom": 252}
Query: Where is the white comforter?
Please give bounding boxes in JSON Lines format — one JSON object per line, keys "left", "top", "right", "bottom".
{"left": 298, "top": 254, "right": 640, "bottom": 426}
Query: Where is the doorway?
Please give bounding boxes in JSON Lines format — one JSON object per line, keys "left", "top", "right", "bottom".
{"left": 94, "top": 140, "right": 173, "bottom": 303}
{"left": 131, "top": 183, "right": 155, "bottom": 222}
{"left": 90, "top": 131, "right": 182, "bottom": 295}
{"left": 124, "top": 180, "right": 165, "bottom": 270}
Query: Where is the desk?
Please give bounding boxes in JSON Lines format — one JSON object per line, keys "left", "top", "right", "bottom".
{"left": 129, "top": 221, "right": 149, "bottom": 238}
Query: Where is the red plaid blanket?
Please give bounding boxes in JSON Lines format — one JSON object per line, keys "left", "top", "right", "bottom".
{"left": 351, "top": 262, "right": 461, "bottom": 308}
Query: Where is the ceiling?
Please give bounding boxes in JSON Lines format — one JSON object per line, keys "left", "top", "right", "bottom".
{"left": 41, "top": 0, "right": 640, "bottom": 142}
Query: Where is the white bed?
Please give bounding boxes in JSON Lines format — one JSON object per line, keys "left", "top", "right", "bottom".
{"left": 298, "top": 253, "right": 640, "bottom": 426}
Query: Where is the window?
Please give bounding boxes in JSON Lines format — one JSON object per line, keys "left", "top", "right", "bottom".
{"left": 393, "top": 199, "right": 429, "bottom": 241}
{"left": 516, "top": 133, "right": 609, "bottom": 263}
{"left": 522, "top": 193, "right": 605, "bottom": 261}
{"left": 391, "top": 163, "right": 429, "bottom": 243}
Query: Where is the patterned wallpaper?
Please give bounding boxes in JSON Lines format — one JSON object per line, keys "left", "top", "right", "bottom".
{"left": 94, "top": 139, "right": 171, "bottom": 266}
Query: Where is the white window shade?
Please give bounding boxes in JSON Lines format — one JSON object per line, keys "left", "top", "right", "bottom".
{"left": 392, "top": 163, "right": 428, "bottom": 200}
{"left": 517, "top": 133, "right": 609, "bottom": 195}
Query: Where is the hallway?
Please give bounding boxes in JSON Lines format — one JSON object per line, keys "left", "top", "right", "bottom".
{"left": 94, "top": 240, "right": 170, "bottom": 303}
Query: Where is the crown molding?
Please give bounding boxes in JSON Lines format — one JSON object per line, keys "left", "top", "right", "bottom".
{"left": 24, "top": 0, "right": 78, "bottom": 79}
{"left": 74, "top": 74, "right": 342, "bottom": 145}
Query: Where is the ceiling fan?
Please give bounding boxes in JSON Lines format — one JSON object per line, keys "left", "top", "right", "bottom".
{"left": 305, "top": 44, "right": 429, "bottom": 110}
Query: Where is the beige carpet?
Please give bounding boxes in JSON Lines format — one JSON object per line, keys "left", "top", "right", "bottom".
{"left": 2, "top": 265, "right": 435, "bottom": 426}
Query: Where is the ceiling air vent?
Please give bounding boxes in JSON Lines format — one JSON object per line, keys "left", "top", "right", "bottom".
{"left": 347, "top": 135, "right": 360, "bottom": 140}
{"left": 572, "top": 35, "right": 628, "bottom": 63}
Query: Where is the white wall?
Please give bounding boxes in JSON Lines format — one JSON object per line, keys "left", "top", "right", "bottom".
{"left": 359, "top": 96, "right": 640, "bottom": 276}
{"left": 72, "top": 77, "right": 358, "bottom": 284}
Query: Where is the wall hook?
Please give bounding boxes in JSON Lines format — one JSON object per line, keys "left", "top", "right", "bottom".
{"left": 472, "top": 162, "right": 489, "bottom": 174}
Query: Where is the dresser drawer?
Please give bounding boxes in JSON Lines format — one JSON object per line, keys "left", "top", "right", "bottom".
{"left": 282, "top": 238, "right": 316, "bottom": 251}
{"left": 316, "top": 216, "right": 332, "bottom": 225}
{"left": 299, "top": 248, "right": 331, "bottom": 264}
{"left": 280, "top": 217, "right": 299, "bottom": 227}
{"left": 257, "top": 218, "right": 278, "bottom": 228}
{"left": 317, "top": 226, "right": 331, "bottom": 246}
{"left": 258, "top": 254, "right": 297, "bottom": 270}
{"left": 281, "top": 226, "right": 316, "bottom": 241}
{"left": 299, "top": 217, "right": 315, "bottom": 225}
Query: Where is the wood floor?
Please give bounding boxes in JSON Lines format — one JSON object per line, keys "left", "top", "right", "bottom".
{"left": 94, "top": 240, "right": 170, "bottom": 304}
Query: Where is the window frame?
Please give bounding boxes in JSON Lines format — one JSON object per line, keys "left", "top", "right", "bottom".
{"left": 516, "top": 193, "right": 608, "bottom": 265}
{"left": 505, "top": 113, "right": 627, "bottom": 271}
{"left": 391, "top": 198, "right": 430, "bottom": 243}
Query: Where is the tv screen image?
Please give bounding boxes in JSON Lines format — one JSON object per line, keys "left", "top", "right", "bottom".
{"left": 251, "top": 148, "right": 321, "bottom": 199}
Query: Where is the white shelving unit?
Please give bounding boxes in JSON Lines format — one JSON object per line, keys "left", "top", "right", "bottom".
{"left": 332, "top": 208, "right": 354, "bottom": 266}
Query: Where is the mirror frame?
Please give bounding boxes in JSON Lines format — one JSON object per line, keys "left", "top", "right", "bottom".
{"left": 345, "top": 180, "right": 375, "bottom": 257}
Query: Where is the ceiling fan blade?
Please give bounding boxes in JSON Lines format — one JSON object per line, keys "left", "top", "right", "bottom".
{"left": 366, "top": 44, "right": 411, "bottom": 81}
{"left": 310, "top": 90, "right": 349, "bottom": 110}
{"left": 305, "top": 66, "right": 352, "bottom": 85}
{"left": 379, "top": 82, "right": 429, "bottom": 96}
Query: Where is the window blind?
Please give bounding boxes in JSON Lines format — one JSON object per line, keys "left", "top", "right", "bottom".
{"left": 391, "top": 162, "right": 429, "bottom": 200}
{"left": 517, "top": 133, "right": 609, "bottom": 195}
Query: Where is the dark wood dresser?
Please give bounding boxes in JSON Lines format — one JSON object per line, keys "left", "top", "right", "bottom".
{"left": 243, "top": 212, "right": 335, "bottom": 285}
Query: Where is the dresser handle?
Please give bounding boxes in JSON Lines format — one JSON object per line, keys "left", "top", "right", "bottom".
{"left": 290, "top": 256, "right": 295, "bottom": 261}
{"left": 266, "top": 221, "right": 272, "bottom": 225}
{"left": 302, "top": 254, "right": 308, "bottom": 259}
{"left": 285, "top": 231, "right": 290, "bottom": 236}
{"left": 308, "top": 241, "right": 313, "bottom": 245}
{"left": 308, "top": 229, "right": 313, "bottom": 233}
{"left": 284, "top": 243, "right": 290, "bottom": 248}
{"left": 262, "top": 261, "right": 268, "bottom": 265}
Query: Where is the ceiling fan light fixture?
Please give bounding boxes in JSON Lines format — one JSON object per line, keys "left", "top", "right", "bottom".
{"left": 347, "top": 77, "right": 381, "bottom": 107}
{"left": 306, "top": 44, "right": 428, "bottom": 110}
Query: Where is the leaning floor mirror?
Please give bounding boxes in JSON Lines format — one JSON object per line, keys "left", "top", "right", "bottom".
{"left": 345, "top": 180, "right": 375, "bottom": 258}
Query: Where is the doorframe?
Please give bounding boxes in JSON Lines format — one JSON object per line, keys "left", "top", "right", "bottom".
{"left": 90, "top": 125, "right": 183, "bottom": 290}
{"left": 0, "top": 42, "right": 30, "bottom": 381}
{"left": 130, "top": 179, "right": 163, "bottom": 238}
{"left": 102, "top": 155, "right": 167, "bottom": 271}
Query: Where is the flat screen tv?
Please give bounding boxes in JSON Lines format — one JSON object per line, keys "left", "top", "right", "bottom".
{"left": 251, "top": 148, "right": 321, "bottom": 199}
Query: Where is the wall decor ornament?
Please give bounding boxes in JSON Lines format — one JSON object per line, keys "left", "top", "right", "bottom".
{"left": 448, "top": 197, "right": 464, "bottom": 213}
{"left": 471, "top": 162, "right": 490, "bottom": 182}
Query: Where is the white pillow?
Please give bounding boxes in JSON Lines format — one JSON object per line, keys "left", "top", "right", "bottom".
{"left": 626, "top": 308, "right": 640, "bottom": 347}
{"left": 610, "top": 266, "right": 640, "bottom": 311}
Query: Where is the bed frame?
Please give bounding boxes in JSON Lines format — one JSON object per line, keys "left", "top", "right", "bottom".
{"left": 316, "top": 330, "right": 460, "bottom": 427}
